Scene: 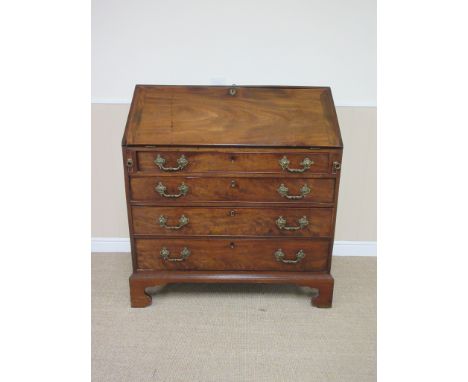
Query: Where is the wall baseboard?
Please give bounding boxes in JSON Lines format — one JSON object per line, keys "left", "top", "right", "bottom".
{"left": 91, "top": 237, "right": 131, "bottom": 252}
{"left": 91, "top": 238, "right": 376, "bottom": 256}
{"left": 332, "top": 241, "right": 376, "bottom": 256}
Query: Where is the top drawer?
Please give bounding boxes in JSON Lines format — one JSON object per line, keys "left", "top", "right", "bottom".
{"left": 135, "top": 150, "right": 331, "bottom": 175}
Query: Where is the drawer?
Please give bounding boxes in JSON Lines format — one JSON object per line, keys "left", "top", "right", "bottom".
{"left": 130, "top": 176, "right": 335, "bottom": 204}
{"left": 132, "top": 206, "right": 334, "bottom": 237}
{"left": 136, "top": 150, "right": 330, "bottom": 174}
{"left": 135, "top": 238, "right": 330, "bottom": 272}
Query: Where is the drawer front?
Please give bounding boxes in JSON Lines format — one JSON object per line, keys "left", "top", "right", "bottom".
{"left": 135, "top": 238, "right": 330, "bottom": 272}
{"left": 136, "top": 151, "right": 330, "bottom": 174}
{"left": 132, "top": 206, "right": 333, "bottom": 237}
{"left": 130, "top": 176, "right": 335, "bottom": 204}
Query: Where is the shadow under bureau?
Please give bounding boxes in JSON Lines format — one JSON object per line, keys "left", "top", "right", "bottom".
{"left": 122, "top": 85, "right": 343, "bottom": 308}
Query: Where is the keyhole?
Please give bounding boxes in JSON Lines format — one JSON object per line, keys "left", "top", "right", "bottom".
{"left": 229, "top": 210, "right": 236, "bottom": 217}
{"left": 229, "top": 242, "right": 235, "bottom": 249}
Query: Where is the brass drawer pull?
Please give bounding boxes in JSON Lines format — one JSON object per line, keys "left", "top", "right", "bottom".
{"left": 279, "top": 156, "right": 314, "bottom": 173}
{"left": 276, "top": 216, "right": 309, "bottom": 231}
{"left": 274, "top": 249, "right": 306, "bottom": 264}
{"left": 160, "top": 247, "right": 191, "bottom": 262}
{"left": 155, "top": 182, "right": 189, "bottom": 198}
{"left": 154, "top": 154, "right": 188, "bottom": 171}
{"left": 277, "top": 183, "right": 311, "bottom": 200}
{"left": 158, "top": 215, "right": 189, "bottom": 230}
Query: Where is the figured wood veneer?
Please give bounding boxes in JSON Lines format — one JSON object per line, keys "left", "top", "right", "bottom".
{"left": 124, "top": 86, "right": 342, "bottom": 147}
{"left": 136, "top": 150, "right": 331, "bottom": 174}
{"left": 135, "top": 238, "right": 330, "bottom": 272}
{"left": 131, "top": 206, "right": 334, "bottom": 237}
{"left": 130, "top": 176, "right": 336, "bottom": 204}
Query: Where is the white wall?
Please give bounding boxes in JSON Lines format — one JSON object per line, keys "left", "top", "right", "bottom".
{"left": 91, "top": 0, "right": 376, "bottom": 249}
{"left": 92, "top": 0, "right": 376, "bottom": 106}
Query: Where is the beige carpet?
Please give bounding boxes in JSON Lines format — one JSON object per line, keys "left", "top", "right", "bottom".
{"left": 92, "top": 253, "right": 376, "bottom": 382}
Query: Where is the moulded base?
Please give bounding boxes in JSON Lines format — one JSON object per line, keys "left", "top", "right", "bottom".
{"left": 129, "top": 271, "right": 334, "bottom": 308}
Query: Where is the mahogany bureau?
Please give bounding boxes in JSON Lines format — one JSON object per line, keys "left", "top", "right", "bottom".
{"left": 122, "top": 85, "right": 343, "bottom": 308}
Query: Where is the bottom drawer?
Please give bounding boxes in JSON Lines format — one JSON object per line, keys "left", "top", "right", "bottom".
{"left": 135, "top": 238, "right": 330, "bottom": 272}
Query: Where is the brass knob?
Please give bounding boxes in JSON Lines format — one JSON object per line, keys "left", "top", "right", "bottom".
{"left": 231, "top": 180, "right": 237, "bottom": 188}
{"left": 332, "top": 161, "right": 342, "bottom": 174}
{"left": 126, "top": 158, "right": 133, "bottom": 167}
{"left": 229, "top": 242, "right": 235, "bottom": 249}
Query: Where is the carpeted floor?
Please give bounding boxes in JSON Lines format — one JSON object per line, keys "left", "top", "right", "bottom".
{"left": 92, "top": 253, "right": 376, "bottom": 382}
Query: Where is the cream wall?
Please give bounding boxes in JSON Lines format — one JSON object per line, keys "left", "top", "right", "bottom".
{"left": 91, "top": 104, "right": 376, "bottom": 241}
{"left": 92, "top": 0, "right": 376, "bottom": 241}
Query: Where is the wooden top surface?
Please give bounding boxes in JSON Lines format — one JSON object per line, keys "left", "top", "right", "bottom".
{"left": 123, "top": 85, "right": 342, "bottom": 148}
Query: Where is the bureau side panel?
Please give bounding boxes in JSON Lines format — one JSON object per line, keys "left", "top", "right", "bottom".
{"left": 327, "top": 149, "right": 343, "bottom": 272}
{"left": 122, "top": 147, "right": 138, "bottom": 271}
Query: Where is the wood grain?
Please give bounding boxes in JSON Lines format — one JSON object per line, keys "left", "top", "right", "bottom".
{"left": 135, "top": 238, "right": 330, "bottom": 272}
{"left": 123, "top": 85, "right": 342, "bottom": 147}
{"left": 130, "top": 176, "right": 335, "bottom": 204}
{"left": 136, "top": 150, "right": 331, "bottom": 174}
{"left": 131, "top": 206, "right": 333, "bottom": 237}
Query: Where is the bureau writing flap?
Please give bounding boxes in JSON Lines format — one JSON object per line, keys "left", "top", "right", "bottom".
{"left": 123, "top": 85, "right": 342, "bottom": 148}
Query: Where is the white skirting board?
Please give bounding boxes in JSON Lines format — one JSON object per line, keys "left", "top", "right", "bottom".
{"left": 91, "top": 238, "right": 377, "bottom": 256}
